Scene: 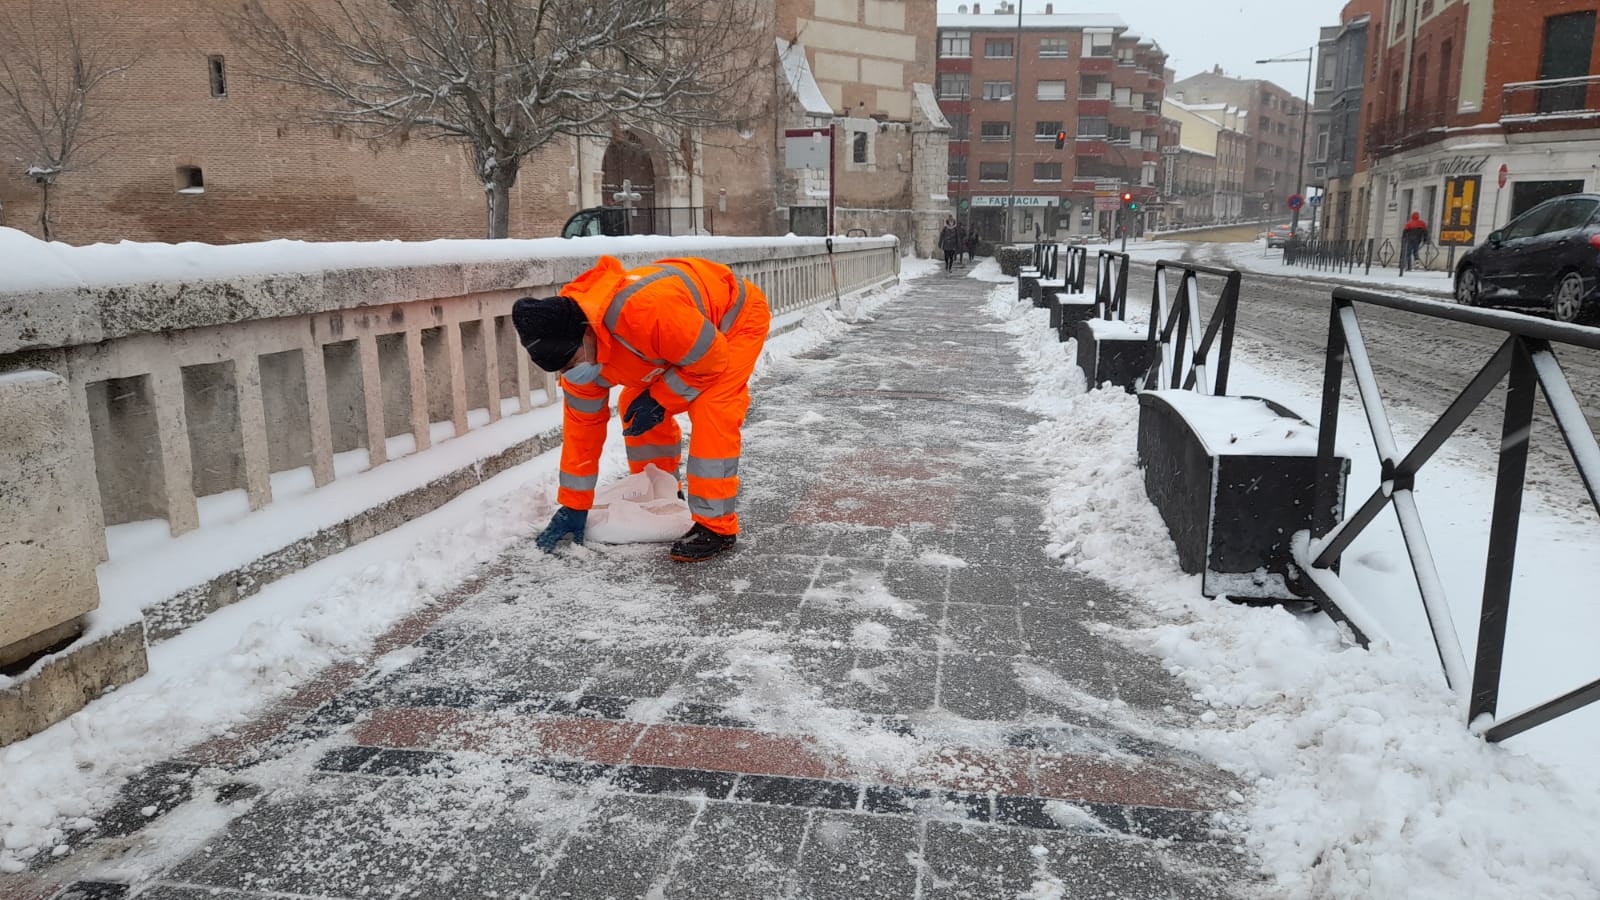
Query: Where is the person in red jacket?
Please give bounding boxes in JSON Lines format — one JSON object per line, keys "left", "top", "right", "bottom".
{"left": 1402, "top": 211, "right": 1430, "bottom": 271}
{"left": 512, "top": 256, "right": 770, "bottom": 562}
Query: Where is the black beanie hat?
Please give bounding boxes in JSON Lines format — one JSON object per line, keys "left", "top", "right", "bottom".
{"left": 511, "top": 296, "right": 587, "bottom": 372}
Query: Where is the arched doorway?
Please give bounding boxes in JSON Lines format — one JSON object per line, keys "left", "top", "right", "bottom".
{"left": 601, "top": 132, "right": 657, "bottom": 235}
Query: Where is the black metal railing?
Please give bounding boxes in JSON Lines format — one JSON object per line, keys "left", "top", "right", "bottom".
{"left": 1093, "top": 250, "right": 1130, "bottom": 320}
{"left": 1141, "top": 261, "right": 1242, "bottom": 394}
{"left": 1032, "top": 241, "right": 1060, "bottom": 280}
{"left": 1063, "top": 245, "right": 1089, "bottom": 294}
{"left": 1284, "top": 237, "right": 1375, "bottom": 276}
{"left": 1301, "top": 288, "right": 1600, "bottom": 742}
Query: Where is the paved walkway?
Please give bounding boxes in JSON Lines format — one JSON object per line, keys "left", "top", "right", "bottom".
{"left": 14, "top": 272, "right": 1258, "bottom": 899}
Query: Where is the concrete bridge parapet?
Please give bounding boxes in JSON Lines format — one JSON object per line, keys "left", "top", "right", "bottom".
{"left": 0, "top": 234, "right": 902, "bottom": 745}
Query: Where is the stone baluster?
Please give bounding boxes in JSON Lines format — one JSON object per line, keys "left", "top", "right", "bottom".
{"left": 149, "top": 366, "right": 200, "bottom": 535}
{"left": 234, "top": 353, "right": 273, "bottom": 511}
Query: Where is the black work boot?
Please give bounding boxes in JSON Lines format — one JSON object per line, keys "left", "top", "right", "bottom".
{"left": 670, "top": 523, "right": 737, "bottom": 562}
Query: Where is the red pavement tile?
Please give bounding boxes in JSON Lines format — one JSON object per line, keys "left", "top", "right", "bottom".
{"left": 182, "top": 705, "right": 307, "bottom": 767}
{"left": 0, "top": 875, "right": 57, "bottom": 900}
{"left": 353, "top": 706, "right": 473, "bottom": 749}
{"left": 628, "top": 724, "right": 836, "bottom": 780}
{"left": 281, "top": 661, "right": 368, "bottom": 711}
{"left": 1033, "top": 753, "right": 1209, "bottom": 809}
{"left": 910, "top": 748, "right": 1034, "bottom": 796}
{"left": 355, "top": 708, "right": 644, "bottom": 764}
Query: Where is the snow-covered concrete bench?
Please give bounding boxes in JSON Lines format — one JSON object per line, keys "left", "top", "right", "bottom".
{"left": 1136, "top": 391, "right": 1349, "bottom": 603}
{"left": 1018, "top": 267, "right": 1042, "bottom": 305}
{"left": 1074, "top": 319, "right": 1153, "bottom": 388}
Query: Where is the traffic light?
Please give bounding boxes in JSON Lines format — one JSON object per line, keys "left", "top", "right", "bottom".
{"left": 1121, "top": 192, "right": 1134, "bottom": 209}
{"left": 1054, "top": 131, "right": 1066, "bottom": 150}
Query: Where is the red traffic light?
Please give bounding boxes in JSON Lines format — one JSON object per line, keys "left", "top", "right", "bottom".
{"left": 1121, "top": 192, "right": 1133, "bottom": 203}
{"left": 1054, "top": 131, "right": 1067, "bottom": 149}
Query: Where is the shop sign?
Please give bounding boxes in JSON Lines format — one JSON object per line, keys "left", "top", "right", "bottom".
{"left": 1439, "top": 175, "right": 1482, "bottom": 247}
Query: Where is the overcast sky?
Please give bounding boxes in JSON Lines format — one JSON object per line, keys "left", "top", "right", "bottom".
{"left": 936, "top": 0, "right": 1351, "bottom": 99}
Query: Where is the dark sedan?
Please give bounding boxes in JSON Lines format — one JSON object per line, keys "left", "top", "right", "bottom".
{"left": 1454, "top": 192, "right": 1600, "bottom": 323}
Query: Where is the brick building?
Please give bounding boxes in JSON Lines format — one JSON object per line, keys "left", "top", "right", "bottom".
{"left": 0, "top": 0, "right": 948, "bottom": 254}
{"left": 936, "top": 3, "right": 1167, "bottom": 242}
{"left": 1360, "top": 0, "right": 1600, "bottom": 265}
{"left": 1169, "top": 68, "right": 1309, "bottom": 218}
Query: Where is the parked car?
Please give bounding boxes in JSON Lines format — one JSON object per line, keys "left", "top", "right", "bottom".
{"left": 1265, "top": 224, "right": 1299, "bottom": 248}
{"left": 1454, "top": 192, "right": 1600, "bottom": 323}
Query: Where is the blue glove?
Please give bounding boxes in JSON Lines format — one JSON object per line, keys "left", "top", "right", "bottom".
{"left": 622, "top": 391, "right": 667, "bottom": 437}
{"left": 536, "top": 506, "right": 588, "bottom": 551}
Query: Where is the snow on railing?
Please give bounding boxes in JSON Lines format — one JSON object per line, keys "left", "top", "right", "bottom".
{"left": 1500, "top": 74, "right": 1600, "bottom": 124}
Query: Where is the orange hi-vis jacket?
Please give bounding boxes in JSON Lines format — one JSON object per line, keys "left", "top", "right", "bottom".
{"left": 555, "top": 256, "right": 771, "bottom": 535}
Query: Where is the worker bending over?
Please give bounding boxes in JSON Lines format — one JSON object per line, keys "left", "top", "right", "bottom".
{"left": 512, "top": 255, "right": 770, "bottom": 562}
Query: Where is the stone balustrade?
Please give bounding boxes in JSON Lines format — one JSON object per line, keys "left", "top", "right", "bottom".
{"left": 0, "top": 235, "right": 900, "bottom": 742}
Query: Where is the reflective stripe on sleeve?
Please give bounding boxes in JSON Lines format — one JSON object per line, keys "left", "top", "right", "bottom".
{"left": 627, "top": 442, "right": 683, "bottom": 462}
{"left": 559, "top": 471, "right": 598, "bottom": 492}
{"left": 687, "top": 493, "right": 737, "bottom": 518}
{"left": 718, "top": 279, "right": 749, "bottom": 333}
{"left": 678, "top": 320, "right": 718, "bottom": 367}
{"left": 686, "top": 455, "right": 740, "bottom": 479}
{"left": 563, "top": 390, "right": 607, "bottom": 414}
{"left": 660, "top": 368, "right": 702, "bottom": 403}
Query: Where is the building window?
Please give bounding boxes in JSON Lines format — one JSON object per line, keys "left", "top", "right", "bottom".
{"left": 985, "top": 38, "right": 1014, "bottom": 58}
{"left": 1034, "top": 120, "right": 1062, "bottom": 140}
{"left": 982, "top": 80, "right": 1013, "bottom": 101}
{"left": 1034, "top": 162, "right": 1062, "bottom": 182}
{"left": 1037, "top": 80, "right": 1067, "bottom": 101}
{"left": 1315, "top": 127, "right": 1330, "bottom": 161}
{"left": 208, "top": 55, "right": 227, "bottom": 97}
{"left": 979, "top": 121, "right": 1011, "bottom": 142}
{"left": 978, "top": 161, "right": 1008, "bottom": 182}
{"left": 1085, "top": 31, "right": 1113, "bottom": 57}
{"left": 852, "top": 132, "right": 868, "bottom": 164}
{"left": 938, "top": 72, "right": 970, "bottom": 99}
{"left": 949, "top": 153, "right": 968, "bottom": 181}
{"left": 1079, "top": 77, "right": 1110, "bottom": 99}
{"left": 940, "top": 30, "right": 972, "bottom": 58}
{"left": 1076, "top": 116, "right": 1108, "bottom": 138}
{"left": 1040, "top": 37, "right": 1070, "bottom": 58}
{"left": 1112, "top": 87, "right": 1131, "bottom": 107}
{"left": 177, "top": 166, "right": 205, "bottom": 194}
{"left": 946, "top": 113, "right": 969, "bottom": 141}
{"left": 1538, "top": 11, "right": 1596, "bottom": 113}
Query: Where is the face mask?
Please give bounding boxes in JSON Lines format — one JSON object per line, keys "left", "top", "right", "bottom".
{"left": 564, "top": 362, "right": 603, "bottom": 385}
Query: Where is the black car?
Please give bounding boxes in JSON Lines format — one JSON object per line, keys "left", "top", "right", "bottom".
{"left": 1454, "top": 192, "right": 1600, "bottom": 323}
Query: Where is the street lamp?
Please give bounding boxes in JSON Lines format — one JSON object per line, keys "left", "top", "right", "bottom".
{"left": 1255, "top": 48, "right": 1313, "bottom": 237}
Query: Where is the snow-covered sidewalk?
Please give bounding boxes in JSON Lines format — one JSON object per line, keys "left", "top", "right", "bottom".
{"left": 1123, "top": 238, "right": 1456, "bottom": 299}
{"left": 2, "top": 256, "right": 1596, "bottom": 900}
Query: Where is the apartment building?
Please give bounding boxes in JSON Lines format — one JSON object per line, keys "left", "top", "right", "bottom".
{"left": 1310, "top": 2, "right": 1380, "bottom": 241}
{"left": 1169, "top": 68, "right": 1309, "bottom": 218}
{"left": 1162, "top": 98, "right": 1250, "bottom": 223}
{"left": 936, "top": 3, "right": 1167, "bottom": 241}
{"left": 1362, "top": 0, "right": 1600, "bottom": 264}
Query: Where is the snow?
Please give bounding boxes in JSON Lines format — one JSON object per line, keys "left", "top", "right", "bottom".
{"left": 1083, "top": 319, "right": 1144, "bottom": 339}
{"left": 982, "top": 266, "right": 1600, "bottom": 900}
{"left": 1148, "top": 390, "right": 1322, "bottom": 456}
{"left": 776, "top": 38, "right": 832, "bottom": 118}
{"left": 1121, "top": 238, "right": 1456, "bottom": 298}
{"left": 0, "top": 227, "right": 889, "bottom": 294}
{"left": 0, "top": 258, "right": 929, "bottom": 872}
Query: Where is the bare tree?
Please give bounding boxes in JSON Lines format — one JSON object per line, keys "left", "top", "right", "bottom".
{"left": 0, "top": 1, "right": 133, "bottom": 242}
{"left": 231, "top": 0, "right": 772, "bottom": 238}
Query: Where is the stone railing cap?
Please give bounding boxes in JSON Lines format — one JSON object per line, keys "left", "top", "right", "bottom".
{"left": 0, "top": 232, "right": 898, "bottom": 356}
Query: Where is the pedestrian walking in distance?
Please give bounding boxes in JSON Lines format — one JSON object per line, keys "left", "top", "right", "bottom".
{"left": 939, "top": 217, "right": 961, "bottom": 272}
{"left": 1402, "top": 211, "right": 1430, "bottom": 272}
{"left": 512, "top": 255, "right": 770, "bottom": 562}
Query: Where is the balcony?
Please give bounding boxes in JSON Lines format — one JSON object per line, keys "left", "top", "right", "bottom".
{"left": 1076, "top": 139, "right": 1108, "bottom": 157}
{"left": 1078, "top": 98, "right": 1112, "bottom": 116}
{"left": 1080, "top": 57, "right": 1113, "bottom": 75}
{"left": 1501, "top": 75, "right": 1600, "bottom": 131}
{"left": 1365, "top": 104, "right": 1450, "bottom": 155}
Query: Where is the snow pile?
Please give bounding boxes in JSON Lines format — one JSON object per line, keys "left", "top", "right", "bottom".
{"left": 985, "top": 281, "right": 1600, "bottom": 899}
